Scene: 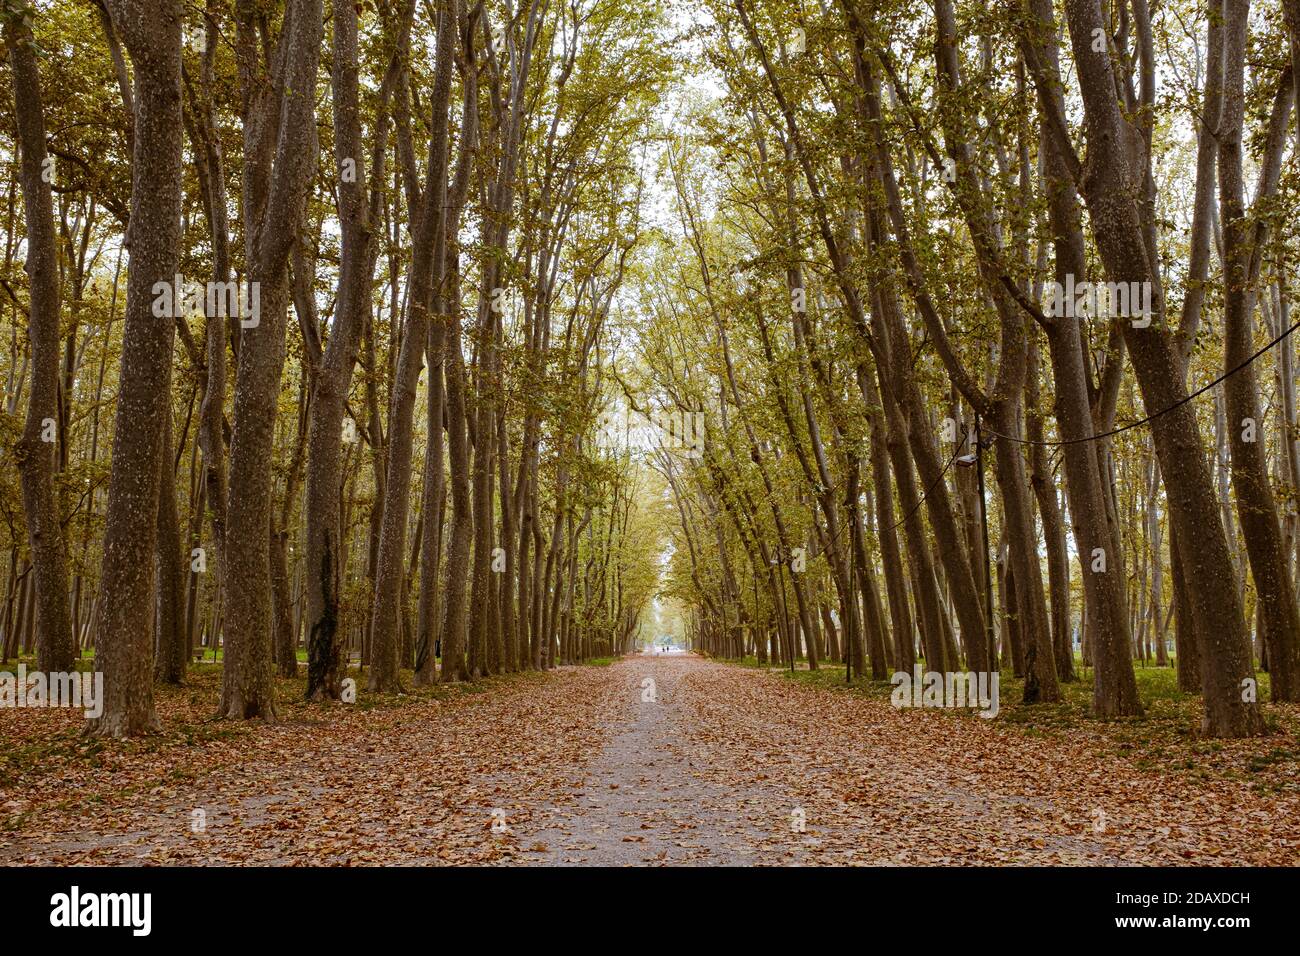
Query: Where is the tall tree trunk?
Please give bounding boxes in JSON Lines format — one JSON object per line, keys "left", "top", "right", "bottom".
{"left": 414, "top": 339, "right": 446, "bottom": 685}
{"left": 1020, "top": 0, "right": 1143, "bottom": 717}
{"left": 305, "top": 0, "right": 409, "bottom": 699}
{"left": 221, "top": 0, "right": 323, "bottom": 719}
{"left": 154, "top": 410, "right": 187, "bottom": 684}
{"left": 1062, "top": 0, "right": 1261, "bottom": 736}
{"left": 4, "top": 7, "right": 75, "bottom": 674}
{"left": 1028, "top": 336, "right": 1074, "bottom": 681}
{"left": 868, "top": 404, "right": 915, "bottom": 670}
{"left": 1217, "top": 0, "right": 1300, "bottom": 701}
{"left": 88, "top": 0, "right": 185, "bottom": 736}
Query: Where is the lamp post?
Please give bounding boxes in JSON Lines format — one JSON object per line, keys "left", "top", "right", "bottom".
{"left": 771, "top": 549, "right": 796, "bottom": 674}
{"left": 956, "top": 414, "right": 997, "bottom": 674}
{"left": 975, "top": 415, "right": 997, "bottom": 672}
{"left": 843, "top": 558, "right": 853, "bottom": 686}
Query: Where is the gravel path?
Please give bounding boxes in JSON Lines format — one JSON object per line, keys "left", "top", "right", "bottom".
{"left": 520, "top": 655, "right": 1299, "bottom": 865}
{"left": 3, "top": 654, "right": 1297, "bottom": 865}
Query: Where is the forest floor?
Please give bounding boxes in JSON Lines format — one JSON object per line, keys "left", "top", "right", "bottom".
{"left": 1, "top": 654, "right": 1298, "bottom": 865}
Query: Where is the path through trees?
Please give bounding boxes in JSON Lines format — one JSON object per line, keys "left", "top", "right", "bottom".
{"left": 3, "top": 0, "right": 1300, "bottom": 864}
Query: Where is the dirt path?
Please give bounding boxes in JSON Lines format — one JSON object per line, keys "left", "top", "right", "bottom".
{"left": 521, "top": 655, "right": 1299, "bottom": 865}
{"left": 519, "top": 656, "right": 792, "bottom": 864}
{"left": 3, "top": 654, "right": 1297, "bottom": 865}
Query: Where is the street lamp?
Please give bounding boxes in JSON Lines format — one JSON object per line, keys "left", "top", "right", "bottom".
{"left": 956, "top": 414, "right": 997, "bottom": 673}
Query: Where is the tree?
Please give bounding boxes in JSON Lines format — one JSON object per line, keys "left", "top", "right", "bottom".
{"left": 220, "top": 0, "right": 323, "bottom": 719}
{"left": 4, "top": 0, "right": 75, "bottom": 675}
{"left": 86, "top": 0, "right": 184, "bottom": 737}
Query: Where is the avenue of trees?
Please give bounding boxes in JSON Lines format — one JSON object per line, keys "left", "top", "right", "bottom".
{"left": 2, "top": 0, "right": 670, "bottom": 735}
{"left": 639, "top": 0, "right": 1300, "bottom": 739}
{"left": 2, "top": 0, "right": 1300, "bottom": 740}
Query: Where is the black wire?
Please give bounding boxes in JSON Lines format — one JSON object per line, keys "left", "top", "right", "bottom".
{"left": 747, "top": 312, "right": 1298, "bottom": 552}
{"left": 989, "top": 316, "right": 1300, "bottom": 447}
{"left": 796, "top": 437, "right": 964, "bottom": 561}
{"left": 815, "top": 313, "right": 1300, "bottom": 563}
{"left": 883, "top": 441, "right": 966, "bottom": 534}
